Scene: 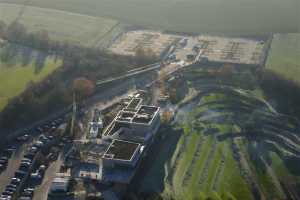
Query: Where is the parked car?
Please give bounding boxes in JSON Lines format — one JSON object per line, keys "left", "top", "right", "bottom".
{"left": 0, "top": 164, "right": 5, "bottom": 171}
{"left": 0, "top": 156, "right": 8, "bottom": 165}
{"left": 21, "top": 158, "right": 32, "bottom": 164}
{"left": 0, "top": 195, "right": 12, "bottom": 200}
{"left": 24, "top": 153, "right": 35, "bottom": 160}
{"left": 0, "top": 194, "right": 12, "bottom": 199}
{"left": 6, "top": 146, "right": 17, "bottom": 152}
{"left": 30, "top": 172, "right": 42, "bottom": 180}
{"left": 38, "top": 165, "right": 46, "bottom": 174}
{"left": 6, "top": 184, "right": 17, "bottom": 189}
{"left": 10, "top": 179, "right": 20, "bottom": 186}
{"left": 2, "top": 191, "right": 13, "bottom": 196}
{"left": 0, "top": 159, "right": 8, "bottom": 166}
{"left": 16, "top": 134, "right": 30, "bottom": 142}
{"left": 19, "top": 165, "right": 30, "bottom": 172}
{"left": 15, "top": 170, "right": 27, "bottom": 179}
{"left": 22, "top": 188, "right": 34, "bottom": 198}
{"left": 5, "top": 187, "right": 16, "bottom": 193}
{"left": 33, "top": 141, "right": 44, "bottom": 148}
{"left": 18, "top": 196, "right": 31, "bottom": 200}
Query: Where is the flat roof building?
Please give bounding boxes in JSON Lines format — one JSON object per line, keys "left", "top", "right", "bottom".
{"left": 103, "top": 98, "right": 160, "bottom": 143}
{"left": 102, "top": 139, "right": 143, "bottom": 168}
{"left": 50, "top": 170, "right": 71, "bottom": 193}
{"left": 77, "top": 96, "right": 160, "bottom": 184}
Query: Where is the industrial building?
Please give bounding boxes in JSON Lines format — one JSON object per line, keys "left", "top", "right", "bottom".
{"left": 75, "top": 97, "right": 160, "bottom": 184}
{"left": 102, "top": 139, "right": 143, "bottom": 168}
{"left": 99, "top": 98, "right": 160, "bottom": 183}
{"left": 103, "top": 98, "right": 160, "bottom": 143}
{"left": 49, "top": 170, "right": 71, "bottom": 193}
{"left": 88, "top": 109, "right": 104, "bottom": 139}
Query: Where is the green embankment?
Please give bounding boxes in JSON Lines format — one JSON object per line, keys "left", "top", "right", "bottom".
{"left": 139, "top": 93, "right": 254, "bottom": 200}
{"left": 0, "top": 3, "right": 119, "bottom": 47}
{"left": 139, "top": 82, "right": 300, "bottom": 199}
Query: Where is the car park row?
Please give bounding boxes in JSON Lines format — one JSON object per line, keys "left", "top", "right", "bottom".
{"left": 0, "top": 117, "right": 64, "bottom": 200}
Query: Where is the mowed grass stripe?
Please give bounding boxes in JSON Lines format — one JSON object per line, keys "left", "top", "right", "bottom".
{"left": 185, "top": 136, "right": 214, "bottom": 199}
{"left": 204, "top": 143, "right": 224, "bottom": 192}
{"left": 172, "top": 132, "right": 198, "bottom": 198}
{"left": 0, "top": 3, "right": 119, "bottom": 47}
{"left": 218, "top": 142, "right": 254, "bottom": 200}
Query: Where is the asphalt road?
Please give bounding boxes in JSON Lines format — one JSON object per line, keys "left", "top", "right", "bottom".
{"left": 33, "top": 154, "right": 64, "bottom": 200}
{"left": 0, "top": 143, "right": 27, "bottom": 193}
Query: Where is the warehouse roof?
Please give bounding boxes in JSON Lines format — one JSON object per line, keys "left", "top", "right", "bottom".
{"left": 102, "top": 139, "right": 140, "bottom": 161}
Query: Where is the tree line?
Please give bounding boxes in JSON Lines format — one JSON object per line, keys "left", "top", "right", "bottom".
{"left": 0, "top": 20, "right": 158, "bottom": 131}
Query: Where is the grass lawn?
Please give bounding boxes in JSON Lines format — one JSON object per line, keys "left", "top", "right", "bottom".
{"left": 218, "top": 142, "right": 253, "bottom": 200}
{"left": 0, "top": 43, "right": 61, "bottom": 110}
{"left": 266, "top": 34, "right": 300, "bottom": 85}
{"left": 150, "top": 92, "right": 253, "bottom": 200}
{"left": 166, "top": 121, "right": 253, "bottom": 200}
{"left": 0, "top": 3, "right": 119, "bottom": 47}
{"left": 146, "top": 102, "right": 253, "bottom": 200}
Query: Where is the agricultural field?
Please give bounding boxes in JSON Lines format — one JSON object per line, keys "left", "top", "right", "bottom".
{"left": 266, "top": 33, "right": 300, "bottom": 85}
{"left": 0, "top": 41, "right": 61, "bottom": 110}
{"left": 0, "top": 3, "right": 120, "bottom": 47}
{"left": 0, "top": 0, "right": 298, "bottom": 34}
{"left": 138, "top": 69, "right": 300, "bottom": 199}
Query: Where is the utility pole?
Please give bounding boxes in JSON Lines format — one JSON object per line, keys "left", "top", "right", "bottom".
{"left": 70, "top": 92, "right": 77, "bottom": 138}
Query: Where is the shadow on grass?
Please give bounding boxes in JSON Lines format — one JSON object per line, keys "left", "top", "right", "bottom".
{"left": 284, "top": 156, "right": 300, "bottom": 176}
{"left": 0, "top": 42, "right": 47, "bottom": 73}
{"left": 131, "top": 126, "right": 182, "bottom": 194}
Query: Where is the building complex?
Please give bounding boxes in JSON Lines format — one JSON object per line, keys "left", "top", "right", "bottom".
{"left": 76, "top": 97, "right": 160, "bottom": 184}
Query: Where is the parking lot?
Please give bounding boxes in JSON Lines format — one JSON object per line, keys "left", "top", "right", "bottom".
{"left": 0, "top": 145, "right": 26, "bottom": 193}
{"left": 33, "top": 154, "right": 63, "bottom": 200}
{"left": 0, "top": 117, "right": 65, "bottom": 200}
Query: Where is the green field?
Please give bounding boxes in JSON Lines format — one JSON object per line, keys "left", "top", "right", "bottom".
{"left": 266, "top": 33, "right": 300, "bottom": 85}
{"left": 0, "top": 3, "right": 119, "bottom": 47}
{"left": 0, "top": 0, "right": 298, "bottom": 34}
{"left": 138, "top": 82, "right": 300, "bottom": 199}
{"left": 0, "top": 42, "right": 61, "bottom": 110}
{"left": 139, "top": 93, "right": 254, "bottom": 200}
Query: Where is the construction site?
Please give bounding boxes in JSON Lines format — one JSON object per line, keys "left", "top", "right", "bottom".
{"left": 108, "top": 30, "right": 180, "bottom": 57}
{"left": 172, "top": 35, "right": 266, "bottom": 65}
{"left": 109, "top": 30, "right": 268, "bottom": 66}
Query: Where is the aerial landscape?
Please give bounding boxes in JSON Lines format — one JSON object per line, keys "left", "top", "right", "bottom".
{"left": 0, "top": 0, "right": 299, "bottom": 200}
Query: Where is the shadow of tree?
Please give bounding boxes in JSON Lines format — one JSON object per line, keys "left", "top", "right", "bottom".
{"left": 0, "top": 42, "right": 48, "bottom": 74}
{"left": 131, "top": 126, "right": 182, "bottom": 194}
{"left": 19, "top": 45, "right": 34, "bottom": 66}
{"left": 284, "top": 156, "right": 300, "bottom": 176}
{"left": 34, "top": 51, "right": 47, "bottom": 74}
{"left": 0, "top": 43, "right": 18, "bottom": 66}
